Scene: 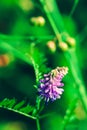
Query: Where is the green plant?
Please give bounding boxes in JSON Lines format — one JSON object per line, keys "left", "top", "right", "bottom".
{"left": 0, "top": 0, "right": 87, "bottom": 130}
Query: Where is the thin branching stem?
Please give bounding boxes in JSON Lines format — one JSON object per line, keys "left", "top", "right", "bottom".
{"left": 0, "top": 34, "right": 54, "bottom": 41}
{"left": 75, "top": 25, "right": 87, "bottom": 44}
{"left": 39, "top": 112, "right": 55, "bottom": 119}
{"left": 0, "top": 107, "right": 36, "bottom": 120}
{"left": 0, "top": 42, "right": 31, "bottom": 65}
{"left": 69, "top": 0, "right": 79, "bottom": 17}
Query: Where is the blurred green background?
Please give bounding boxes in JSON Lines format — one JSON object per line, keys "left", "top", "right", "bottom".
{"left": 0, "top": 0, "right": 87, "bottom": 130}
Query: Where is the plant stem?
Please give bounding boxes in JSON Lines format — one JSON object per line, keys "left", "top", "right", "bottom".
{"left": 36, "top": 118, "right": 41, "bottom": 130}
{"left": 36, "top": 98, "right": 41, "bottom": 130}
{"left": 61, "top": 97, "right": 78, "bottom": 130}
{"left": 33, "top": 98, "right": 41, "bottom": 130}
{"left": 40, "top": 0, "right": 87, "bottom": 113}
{"left": 39, "top": 0, "right": 60, "bottom": 36}
{"left": 0, "top": 42, "right": 31, "bottom": 65}
{"left": 75, "top": 25, "right": 87, "bottom": 44}
{"left": 64, "top": 49, "right": 87, "bottom": 113}
{"left": 0, "top": 107, "right": 36, "bottom": 120}
{"left": 0, "top": 33, "right": 54, "bottom": 40}
{"left": 39, "top": 112, "right": 55, "bottom": 119}
{"left": 69, "top": 0, "right": 79, "bottom": 17}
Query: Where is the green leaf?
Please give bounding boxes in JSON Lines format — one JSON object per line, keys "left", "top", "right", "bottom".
{"left": 14, "top": 100, "right": 26, "bottom": 110}
{"left": 19, "top": 104, "right": 33, "bottom": 114}
{"left": 0, "top": 98, "right": 36, "bottom": 120}
{"left": 7, "top": 99, "right": 16, "bottom": 108}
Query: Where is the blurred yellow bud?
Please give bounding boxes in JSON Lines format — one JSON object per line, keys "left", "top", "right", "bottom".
{"left": 58, "top": 42, "right": 68, "bottom": 51}
{"left": 19, "top": 0, "right": 34, "bottom": 12}
{"left": 66, "top": 37, "right": 76, "bottom": 47}
{"left": 61, "top": 32, "right": 76, "bottom": 47}
{"left": 37, "top": 16, "right": 45, "bottom": 26}
{"left": 0, "top": 53, "right": 14, "bottom": 67}
{"left": 0, "top": 54, "right": 10, "bottom": 67}
{"left": 74, "top": 101, "right": 87, "bottom": 120}
{"left": 47, "top": 41, "right": 56, "bottom": 52}
{"left": 30, "top": 16, "right": 45, "bottom": 26}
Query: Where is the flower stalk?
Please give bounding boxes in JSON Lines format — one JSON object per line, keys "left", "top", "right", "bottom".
{"left": 39, "top": 0, "right": 87, "bottom": 113}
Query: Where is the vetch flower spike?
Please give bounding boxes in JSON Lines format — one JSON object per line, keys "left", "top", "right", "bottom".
{"left": 38, "top": 67, "right": 68, "bottom": 102}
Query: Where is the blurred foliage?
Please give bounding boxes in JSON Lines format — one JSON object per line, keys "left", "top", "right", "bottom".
{"left": 0, "top": 0, "right": 87, "bottom": 130}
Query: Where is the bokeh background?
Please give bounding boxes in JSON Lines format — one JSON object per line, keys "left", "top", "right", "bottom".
{"left": 0, "top": 0, "right": 87, "bottom": 130}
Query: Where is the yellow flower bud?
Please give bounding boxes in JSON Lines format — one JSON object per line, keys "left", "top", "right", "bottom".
{"left": 47, "top": 41, "right": 56, "bottom": 52}
{"left": 37, "top": 16, "right": 45, "bottom": 26}
{"left": 61, "top": 32, "right": 76, "bottom": 47}
{"left": 19, "top": 0, "right": 34, "bottom": 12}
{"left": 66, "top": 37, "right": 76, "bottom": 47}
{"left": 58, "top": 42, "right": 68, "bottom": 51}
{"left": 30, "top": 16, "right": 45, "bottom": 26}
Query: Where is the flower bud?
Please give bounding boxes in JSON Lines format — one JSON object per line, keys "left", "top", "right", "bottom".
{"left": 19, "top": 0, "right": 34, "bottom": 12}
{"left": 30, "top": 16, "right": 45, "bottom": 26}
{"left": 58, "top": 42, "right": 68, "bottom": 51}
{"left": 37, "top": 16, "right": 45, "bottom": 26}
{"left": 66, "top": 37, "right": 76, "bottom": 47}
{"left": 61, "top": 32, "right": 76, "bottom": 47}
{"left": 38, "top": 66, "right": 68, "bottom": 102}
{"left": 47, "top": 41, "right": 56, "bottom": 52}
{"left": 0, "top": 54, "right": 10, "bottom": 67}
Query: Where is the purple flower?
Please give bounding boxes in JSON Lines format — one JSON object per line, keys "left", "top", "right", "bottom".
{"left": 38, "top": 67, "right": 68, "bottom": 102}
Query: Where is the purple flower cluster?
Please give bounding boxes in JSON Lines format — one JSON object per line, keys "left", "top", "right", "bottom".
{"left": 38, "top": 67, "right": 68, "bottom": 102}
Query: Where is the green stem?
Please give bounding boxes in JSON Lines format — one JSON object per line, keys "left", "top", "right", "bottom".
{"left": 39, "top": 0, "right": 60, "bottom": 36}
{"left": 62, "top": 97, "right": 78, "bottom": 130}
{"left": 39, "top": 0, "right": 66, "bottom": 33}
{"left": 36, "top": 118, "right": 41, "bottom": 130}
{"left": 75, "top": 25, "right": 87, "bottom": 44}
{"left": 0, "top": 33, "right": 54, "bottom": 40}
{"left": 0, "top": 42, "right": 31, "bottom": 65}
{"left": 36, "top": 97, "right": 41, "bottom": 111}
{"left": 64, "top": 49, "right": 87, "bottom": 113}
{"left": 69, "top": 0, "right": 79, "bottom": 17}
{"left": 0, "top": 107, "right": 36, "bottom": 120}
{"left": 39, "top": 112, "right": 55, "bottom": 119}
{"left": 36, "top": 97, "right": 41, "bottom": 130}
{"left": 32, "top": 95, "right": 41, "bottom": 129}
{"left": 30, "top": 55, "right": 40, "bottom": 83}
{"left": 40, "top": 0, "right": 87, "bottom": 113}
